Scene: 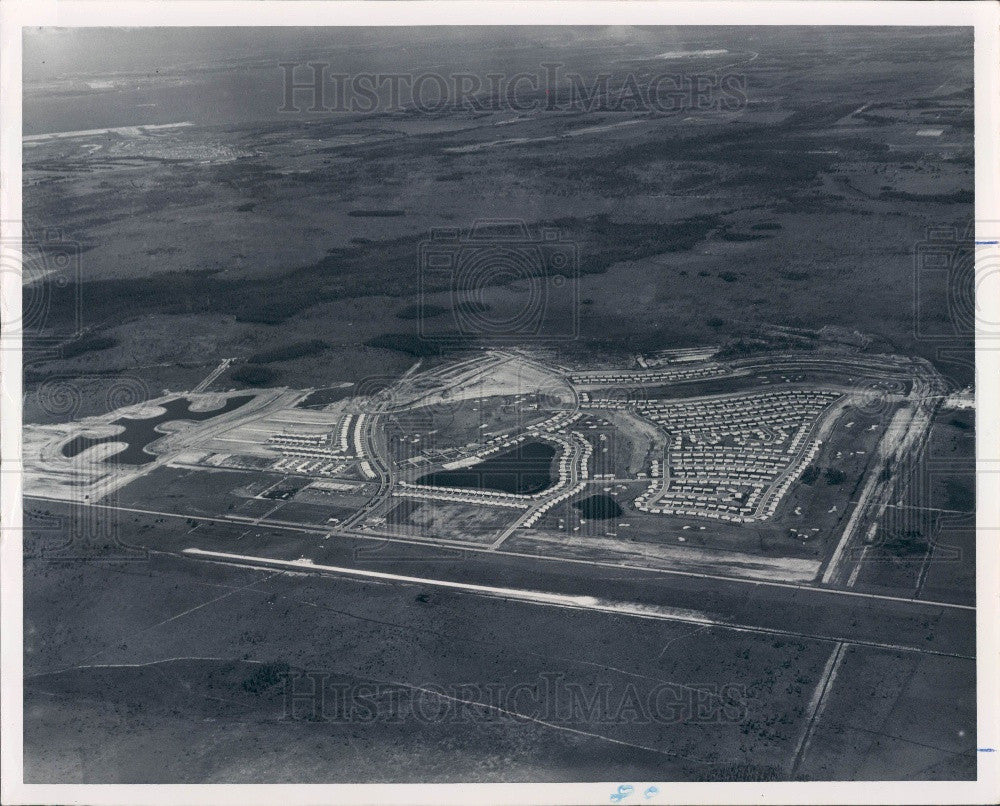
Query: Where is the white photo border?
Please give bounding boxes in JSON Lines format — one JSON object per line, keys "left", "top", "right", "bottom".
{"left": 2, "top": 2, "right": 998, "bottom": 805}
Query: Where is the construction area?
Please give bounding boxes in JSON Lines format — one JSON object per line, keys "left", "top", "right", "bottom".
{"left": 23, "top": 345, "right": 945, "bottom": 587}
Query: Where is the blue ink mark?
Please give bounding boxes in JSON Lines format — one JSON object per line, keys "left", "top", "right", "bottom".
{"left": 611, "top": 784, "right": 635, "bottom": 802}
{"left": 644, "top": 785, "right": 660, "bottom": 799}
{"left": 976, "top": 241, "right": 999, "bottom": 245}
{"left": 978, "top": 747, "right": 995, "bottom": 752}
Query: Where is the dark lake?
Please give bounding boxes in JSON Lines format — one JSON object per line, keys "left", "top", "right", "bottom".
{"left": 573, "top": 494, "right": 623, "bottom": 520}
{"left": 61, "top": 395, "right": 255, "bottom": 465}
{"left": 416, "top": 440, "right": 557, "bottom": 495}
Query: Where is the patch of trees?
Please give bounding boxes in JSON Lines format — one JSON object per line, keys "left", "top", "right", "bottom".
{"left": 824, "top": 468, "right": 846, "bottom": 485}
{"left": 365, "top": 332, "right": 475, "bottom": 357}
{"left": 944, "top": 478, "right": 974, "bottom": 512}
{"left": 878, "top": 189, "right": 973, "bottom": 204}
{"left": 456, "top": 300, "right": 491, "bottom": 314}
{"left": 347, "top": 209, "right": 406, "bottom": 217}
{"left": 232, "top": 365, "right": 278, "bottom": 386}
{"left": 716, "top": 225, "right": 770, "bottom": 242}
{"left": 240, "top": 661, "right": 291, "bottom": 693}
{"left": 246, "top": 339, "right": 328, "bottom": 364}
{"left": 879, "top": 529, "right": 928, "bottom": 558}
{"left": 802, "top": 466, "right": 846, "bottom": 485}
{"left": 61, "top": 334, "right": 117, "bottom": 358}
{"left": 396, "top": 304, "right": 447, "bottom": 320}
{"left": 38, "top": 211, "right": 722, "bottom": 333}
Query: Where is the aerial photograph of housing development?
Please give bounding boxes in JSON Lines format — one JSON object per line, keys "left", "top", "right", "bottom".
{"left": 16, "top": 24, "right": 978, "bottom": 786}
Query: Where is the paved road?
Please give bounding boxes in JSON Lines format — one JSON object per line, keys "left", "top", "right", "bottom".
{"left": 192, "top": 357, "right": 233, "bottom": 394}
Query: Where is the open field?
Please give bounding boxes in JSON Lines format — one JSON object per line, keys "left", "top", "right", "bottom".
{"left": 22, "top": 28, "right": 974, "bottom": 426}
{"left": 847, "top": 408, "right": 975, "bottom": 606}
{"left": 22, "top": 504, "right": 975, "bottom": 782}
{"left": 792, "top": 644, "right": 975, "bottom": 780}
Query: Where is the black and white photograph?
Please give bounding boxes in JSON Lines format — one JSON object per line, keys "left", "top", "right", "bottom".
{"left": 2, "top": 2, "right": 998, "bottom": 804}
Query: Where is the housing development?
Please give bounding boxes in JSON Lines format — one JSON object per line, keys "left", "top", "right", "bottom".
{"left": 25, "top": 343, "right": 953, "bottom": 590}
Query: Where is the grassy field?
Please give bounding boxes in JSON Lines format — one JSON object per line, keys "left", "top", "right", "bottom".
{"left": 851, "top": 408, "right": 975, "bottom": 605}
{"left": 23, "top": 502, "right": 974, "bottom": 782}
{"left": 17, "top": 524, "right": 837, "bottom": 782}
{"left": 794, "top": 644, "right": 974, "bottom": 780}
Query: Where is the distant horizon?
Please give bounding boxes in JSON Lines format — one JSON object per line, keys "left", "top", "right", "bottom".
{"left": 22, "top": 26, "right": 970, "bottom": 134}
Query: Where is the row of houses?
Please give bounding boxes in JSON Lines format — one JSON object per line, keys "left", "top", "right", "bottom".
{"left": 579, "top": 394, "right": 629, "bottom": 410}
{"left": 395, "top": 481, "right": 532, "bottom": 509}
{"left": 755, "top": 439, "right": 824, "bottom": 520}
{"left": 264, "top": 411, "right": 370, "bottom": 479}
{"left": 267, "top": 412, "right": 359, "bottom": 459}
{"left": 520, "top": 432, "right": 593, "bottom": 526}
{"left": 436, "top": 410, "right": 584, "bottom": 472}
{"left": 338, "top": 414, "right": 356, "bottom": 454}
{"left": 569, "top": 363, "right": 729, "bottom": 386}
{"left": 636, "top": 346, "right": 719, "bottom": 368}
{"left": 530, "top": 410, "right": 583, "bottom": 433}
{"left": 632, "top": 388, "right": 839, "bottom": 523}
{"left": 639, "top": 392, "right": 837, "bottom": 450}
{"left": 268, "top": 432, "right": 328, "bottom": 448}
{"left": 522, "top": 481, "right": 588, "bottom": 528}
{"left": 438, "top": 432, "right": 532, "bottom": 472}
{"left": 352, "top": 413, "right": 367, "bottom": 458}
{"left": 398, "top": 429, "right": 593, "bottom": 512}
{"left": 636, "top": 432, "right": 825, "bottom": 523}
{"left": 271, "top": 456, "right": 351, "bottom": 477}
{"left": 673, "top": 450, "right": 793, "bottom": 477}
{"left": 635, "top": 482, "right": 762, "bottom": 522}
{"left": 639, "top": 390, "right": 838, "bottom": 431}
